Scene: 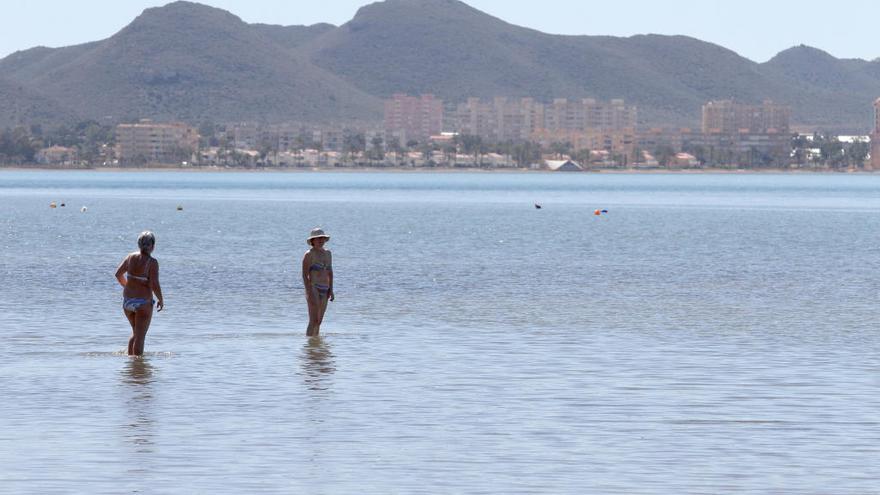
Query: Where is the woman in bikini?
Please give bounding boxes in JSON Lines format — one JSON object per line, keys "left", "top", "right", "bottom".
{"left": 302, "top": 228, "right": 334, "bottom": 336}
{"left": 115, "top": 231, "right": 164, "bottom": 355}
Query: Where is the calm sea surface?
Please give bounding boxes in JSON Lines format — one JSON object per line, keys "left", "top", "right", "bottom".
{"left": 1, "top": 170, "right": 879, "bottom": 494}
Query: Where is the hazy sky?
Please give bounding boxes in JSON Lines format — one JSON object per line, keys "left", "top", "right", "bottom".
{"left": 1, "top": 0, "right": 877, "bottom": 62}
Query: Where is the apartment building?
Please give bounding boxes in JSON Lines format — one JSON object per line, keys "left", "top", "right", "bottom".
{"left": 872, "top": 99, "right": 880, "bottom": 170}
{"left": 531, "top": 128, "right": 637, "bottom": 157}
{"left": 543, "top": 98, "right": 637, "bottom": 132}
{"left": 452, "top": 97, "right": 544, "bottom": 142}
{"left": 384, "top": 93, "right": 444, "bottom": 144}
{"left": 449, "top": 97, "right": 636, "bottom": 146}
{"left": 232, "top": 123, "right": 348, "bottom": 152}
{"left": 701, "top": 100, "right": 791, "bottom": 134}
{"left": 116, "top": 121, "right": 198, "bottom": 164}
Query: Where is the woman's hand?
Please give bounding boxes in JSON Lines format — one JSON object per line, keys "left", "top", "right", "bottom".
{"left": 329, "top": 289, "right": 335, "bottom": 302}
{"left": 156, "top": 299, "right": 164, "bottom": 312}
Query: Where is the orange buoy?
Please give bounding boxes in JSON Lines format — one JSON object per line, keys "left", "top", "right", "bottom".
{"left": 594, "top": 209, "right": 601, "bottom": 216}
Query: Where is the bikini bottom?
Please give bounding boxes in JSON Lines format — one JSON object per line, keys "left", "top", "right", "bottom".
{"left": 123, "top": 298, "right": 154, "bottom": 313}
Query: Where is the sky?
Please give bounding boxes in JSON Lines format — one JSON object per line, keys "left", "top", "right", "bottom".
{"left": 1, "top": 0, "right": 878, "bottom": 62}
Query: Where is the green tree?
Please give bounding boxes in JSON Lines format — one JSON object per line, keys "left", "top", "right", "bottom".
{"left": 820, "top": 138, "right": 845, "bottom": 168}
{"left": 847, "top": 139, "right": 869, "bottom": 168}
{"left": 653, "top": 145, "right": 676, "bottom": 167}
{"left": 548, "top": 141, "right": 572, "bottom": 159}
{"left": 343, "top": 132, "right": 366, "bottom": 165}
{"left": 386, "top": 138, "right": 403, "bottom": 164}
{"left": 511, "top": 141, "right": 542, "bottom": 168}
{"left": 455, "top": 134, "right": 484, "bottom": 165}
{"left": 369, "top": 136, "right": 385, "bottom": 163}
{"left": 0, "top": 127, "right": 40, "bottom": 164}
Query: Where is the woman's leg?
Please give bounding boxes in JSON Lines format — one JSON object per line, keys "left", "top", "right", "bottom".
{"left": 306, "top": 292, "right": 319, "bottom": 336}
{"left": 131, "top": 306, "right": 153, "bottom": 356}
{"left": 314, "top": 294, "right": 330, "bottom": 335}
{"left": 125, "top": 310, "right": 137, "bottom": 355}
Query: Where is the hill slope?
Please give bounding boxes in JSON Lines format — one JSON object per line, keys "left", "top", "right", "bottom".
{"left": 0, "top": 0, "right": 877, "bottom": 131}
{"left": 0, "top": 2, "right": 381, "bottom": 124}
{"left": 0, "top": 77, "right": 77, "bottom": 128}
{"left": 306, "top": 0, "right": 877, "bottom": 129}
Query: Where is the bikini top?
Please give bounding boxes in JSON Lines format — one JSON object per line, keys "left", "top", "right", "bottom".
{"left": 309, "top": 261, "right": 331, "bottom": 272}
{"left": 127, "top": 256, "right": 152, "bottom": 283}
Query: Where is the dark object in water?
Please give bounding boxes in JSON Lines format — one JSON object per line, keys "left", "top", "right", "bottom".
{"left": 60, "top": 203, "right": 66, "bottom": 207}
{"left": 534, "top": 203, "right": 542, "bottom": 209}
{"left": 177, "top": 205, "right": 183, "bottom": 211}
{"left": 601, "top": 209, "right": 608, "bottom": 213}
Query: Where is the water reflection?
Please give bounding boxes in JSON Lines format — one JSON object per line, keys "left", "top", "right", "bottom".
{"left": 120, "top": 357, "right": 155, "bottom": 454}
{"left": 301, "top": 336, "right": 336, "bottom": 391}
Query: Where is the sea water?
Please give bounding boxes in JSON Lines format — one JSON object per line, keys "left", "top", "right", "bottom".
{"left": 1, "top": 170, "right": 878, "bottom": 494}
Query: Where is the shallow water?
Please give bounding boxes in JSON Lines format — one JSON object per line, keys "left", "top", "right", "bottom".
{"left": 1, "top": 170, "right": 879, "bottom": 494}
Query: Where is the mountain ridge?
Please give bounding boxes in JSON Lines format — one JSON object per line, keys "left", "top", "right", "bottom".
{"left": 0, "top": 0, "right": 876, "bottom": 132}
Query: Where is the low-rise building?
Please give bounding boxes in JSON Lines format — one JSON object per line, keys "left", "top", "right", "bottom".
{"left": 35, "top": 146, "right": 78, "bottom": 166}
{"left": 531, "top": 128, "right": 637, "bottom": 157}
{"left": 672, "top": 152, "right": 700, "bottom": 168}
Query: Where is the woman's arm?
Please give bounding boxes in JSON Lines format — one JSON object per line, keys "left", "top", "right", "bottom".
{"left": 151, "top": 260, "right": 164, "bottom": 311}
{"left": 114, "top": 256, "right": 129, "bottom": 287}
{"left": 302, "top": 252, "right": 312, "bottom": 295}
{"left": 328, "top": 251, "right": 334, "bottom": 301}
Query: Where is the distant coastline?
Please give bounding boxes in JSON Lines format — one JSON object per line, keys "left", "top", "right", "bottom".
{"left": 1, "top": 164, "right": 875, "bottom": 174}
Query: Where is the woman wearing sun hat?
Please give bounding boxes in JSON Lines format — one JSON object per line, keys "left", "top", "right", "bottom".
{"left": 302, "top": 227, "right": 334, "bottom": 336}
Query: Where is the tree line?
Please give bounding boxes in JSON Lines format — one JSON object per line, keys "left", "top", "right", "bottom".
{"left": 0, "top": 122, "right": 872, "bottom": 169}
{"left": 0, "top": 122, "right": 115, "bottom": 165}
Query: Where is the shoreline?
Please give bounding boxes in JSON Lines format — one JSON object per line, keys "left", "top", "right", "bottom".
{"left": 0, "top": 164, "right": 875, "bottom": 174}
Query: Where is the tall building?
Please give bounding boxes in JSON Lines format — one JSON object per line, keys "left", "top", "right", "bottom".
{"left": 453, "top": 97, "right": 544, "bottom": 142}
{"left": 384, "top": 94, "right": 444, "bottom": 144}
{"left": 450, "top": 97, "right": 636, "bottom": 144}
{"left": 701, "top": 100, "right": 790, "bottom": 134}
{"left": 872, "top": 98, "right": 880, "bottom": 170}
{"left": 543, "top": 98, "right": 637, "bottom": 132}
{"left": 116, "top": 121, "right": 198, "bottom": 164}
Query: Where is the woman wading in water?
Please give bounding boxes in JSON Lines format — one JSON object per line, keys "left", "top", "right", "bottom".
{"left": 302, "top": 228, "right": 334, "bottom": 336}
{"left": 115, "top": 231, "right": 164, "bottom": 355}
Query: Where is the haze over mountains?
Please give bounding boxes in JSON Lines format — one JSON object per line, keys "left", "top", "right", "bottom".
{"left": 1, "top": 0, "right": 877, "bottom": 132}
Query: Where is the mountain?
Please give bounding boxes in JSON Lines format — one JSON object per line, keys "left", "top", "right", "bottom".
{"left": 0, "top": 0, "right": 877, "bottom": 131}
{"left": 760, "top": 45, "right": 880, "bottom": 128}
{"left": 252, "top": 23, "right": 335, "bottom": 50}
{"left": 306, "top": 0, "right": 876, "bottom": 130}
{"left": 0, "top": 2, "right": 381, "bottom": 125}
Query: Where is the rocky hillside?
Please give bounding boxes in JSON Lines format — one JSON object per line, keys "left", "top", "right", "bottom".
{"left": 1, "top": 0, "right": 878, "bottom": 131}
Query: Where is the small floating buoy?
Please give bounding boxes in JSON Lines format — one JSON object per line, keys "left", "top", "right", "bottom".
{"left": 49, "top": 202, "right": 57, "bottom": 209}
{"left": 60, "top": 203, "right": 66, "bottom": 207}
{"left": 81, "top": 206, "right": 88, "bottom": 213}
{"left": 594, "top": 209, "right": 601, "bottom": 216}
{"left": 601, "top": 210, "right": 608, "bottom": 214}
{"left": 534, "top": 203, "right": 542, "bottom": 209}
{"left": 176, "top": 205, "right": 183, "bottom": 211}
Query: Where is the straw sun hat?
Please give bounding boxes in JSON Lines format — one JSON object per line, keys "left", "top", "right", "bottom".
{"left": 307, "top": 227, "right": 330, "bottom": 245}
